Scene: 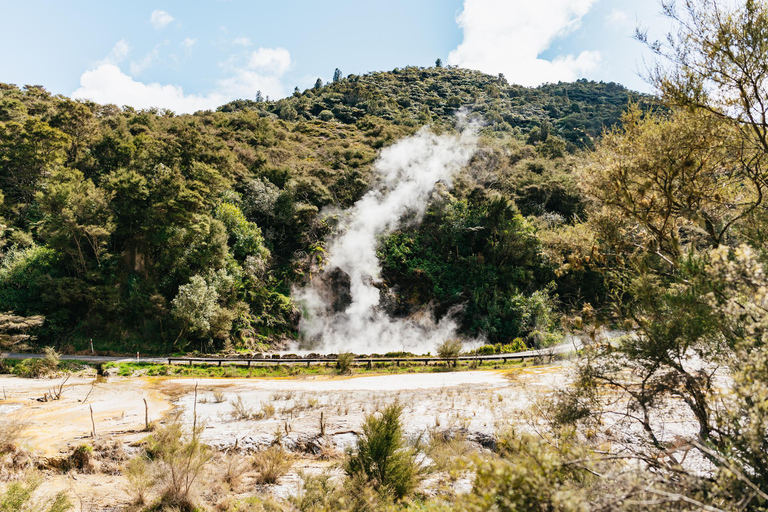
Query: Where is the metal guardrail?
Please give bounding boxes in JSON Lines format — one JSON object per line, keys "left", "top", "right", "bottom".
{"left": 166, "top": 351, "right": 550, "bottom": 367}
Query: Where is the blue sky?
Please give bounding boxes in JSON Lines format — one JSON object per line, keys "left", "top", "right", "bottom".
{"left": 0, "top": 0, "right": 669, "bottom": 113}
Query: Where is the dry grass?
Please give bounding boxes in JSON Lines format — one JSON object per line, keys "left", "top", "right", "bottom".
{"left": 217, "top": 452, "right": 251, "bottom": 490}
{"left": 0, "top": 417, "right": 28, "bottom": 454}
{"left": 230, "top": 395, "right": 276, "bottom": 421}
{"left": 252, "top": 445, "right": 295, "bottom": 485}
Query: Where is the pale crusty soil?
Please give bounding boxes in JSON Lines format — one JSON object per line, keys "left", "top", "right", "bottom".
{"left": 0, "top": 365, "right": 569, "bottom": 511}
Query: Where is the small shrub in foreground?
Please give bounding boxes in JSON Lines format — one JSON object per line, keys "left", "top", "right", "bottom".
{"left": 252, "top": 445, "right": 294, "bottom": 484}
{"left": 344, "top": 402, "right": 420, "bottom": 501}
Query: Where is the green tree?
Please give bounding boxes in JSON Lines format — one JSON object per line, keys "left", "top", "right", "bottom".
{"left": 36, "top": 168, "right": 114, "bottom": 275}
{"left": 0, "top": 119, "right": 69, "bottom": 221}
{"left": 171, "top": 275, "right": 219, "bottom": 346}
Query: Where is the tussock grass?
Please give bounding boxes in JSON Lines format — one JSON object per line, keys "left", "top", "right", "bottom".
{"left": 252, "top": 445, "right": 294, "bottom": 484}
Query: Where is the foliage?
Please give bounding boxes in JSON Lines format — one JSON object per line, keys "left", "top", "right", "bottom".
{"left": 146, "top": 417, "right": 213, "bottom": 511}
{"left": 336, "top": 351, "right": 355, "bottom": 374}
{"left": 251, "top": 445, "right": 294, "bottom": 484}
{"left": 0, "top": 474, "right": 71, "bottom": 512}
{"left": 0, "top": 312, "right": 44, "bottom": 350}
{"left": 344, "top": 402, "right": 420, "bottom": 502}
{"left": 290, "top": 472, "right": 345, "bottom": 512}
{"left": 0, "top": 65, "right": 640, "bottom": 353}
{"left": 435, "top": 338, "right": 462, "bottom": 365}
{"left": 380, "top": 196, "right": 558, "bottom": 343}
{"left": 125, "top": 455, "right": 154, "bottom": 505}
{"left": 538, "top": 2, "right": 768, "bottom": 511}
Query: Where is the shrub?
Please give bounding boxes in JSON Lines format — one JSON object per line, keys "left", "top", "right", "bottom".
{"left": 318, "top": 110, "right": 334, "bottom": 121}
{"left": 500, "top": 338, "right": 528, "bottom": 353}
{"left": 218, "top": 452, "right": 250, "bottom": 489}
{"left": 230, "top": 395, "right": 274, "bottom": 421}
{"left": 0, "top": 417, "right": 28, "bottom": 454}
{"left": 42, "top": 346, "right": 60, "bottom": 369}
{"left": 230, "top": 395, "right": 256, "bottom": 420}
{"left": 252, "top": 445, "right": 294, "bottom": 484}
{"left": 212, "top": 389, "right": 226, "bottom": 403}
{"left": 474, "top": 344, "right": 497, "bottom": 355}
{"left": 290, "top": 472, "right": 344, "bottom": 511}
{"left": 344, "top": 402, "right": 419, "bottom": 501}
{"left": 125, "top": 455, "right": 154, "bottom": 505}
{"left": 0, "top": 474, "right": 71, "bottom": 512}
{"left": 69, "top": 443, "right": 94, "bottom": 472}
{"left": 336, "top": 352, "right": 355, "bottom": 374}
{"left": 148, "top": 419, "right": 212, "bottom": 510}
{"left": 436, "top": 339, "right": 462, "bottom": 366}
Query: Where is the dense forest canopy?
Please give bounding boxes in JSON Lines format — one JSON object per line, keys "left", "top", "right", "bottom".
{"left": 0, "top": 68, "right": 644, "bottom": 354}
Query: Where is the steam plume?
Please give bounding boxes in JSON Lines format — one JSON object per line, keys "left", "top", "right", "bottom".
{"left": 295, "top": 123, "right": 478, "bottom": 354}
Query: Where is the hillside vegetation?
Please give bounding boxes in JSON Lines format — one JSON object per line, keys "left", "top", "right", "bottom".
{"left": 0, "top": 67, "right": 642, "bottom": 354}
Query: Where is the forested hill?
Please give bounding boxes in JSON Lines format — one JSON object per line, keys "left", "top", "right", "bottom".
{"left": 0, "top": 66, "right": 642, "bottom": 354}
{"left": 221, "top": 66, "right": 642, "bottom": 150}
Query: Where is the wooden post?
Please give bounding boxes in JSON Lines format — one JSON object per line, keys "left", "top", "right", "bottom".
{"left": 143, "top": 398, "right": 149, "bottom": 430}
{"left": 90, "top": 404, "right": 96, "bottom": 438}
{"left": 192, "top": 382, "right": 198, "bottom": 441}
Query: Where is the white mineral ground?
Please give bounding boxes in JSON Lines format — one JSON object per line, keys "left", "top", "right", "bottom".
{"left": 0, "top": 362, "right": 708, "bottom": 508}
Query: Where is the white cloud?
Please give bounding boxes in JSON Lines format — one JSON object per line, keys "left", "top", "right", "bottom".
{"left": 72, "top": 45, "right": 292, "bottom": 113}
{"left": 447, "top": 0, "right": 601, "bottom": 86}
{"left": 233, "top": 37, "right": 252, "bottom": 47}
{"left": 99, "top": 39, "right": 130, "bottom": 66}
{"left": 150, "top": 10, "right": 174, "bottom": 29}
{"left": 130, "top": 46, "right": 161, "bottom": 75}
{"left": 606, "top": 8, "right": 633, "bottom": 29}
{"left": 248, "top": 47, "right": 291, "bottom": 75}
{"left": 180, "top": 38, "right": 197, "bottom": 48}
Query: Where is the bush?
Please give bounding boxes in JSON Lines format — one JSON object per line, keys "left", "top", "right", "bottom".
{"left": 290, "top": 472, "right": 344, "bottom": 511}
{"left": 474, "top": 344, "right": 497, "bottom": 355}
{"left": 336, "top": 352, "right": 355, "bottom": 374}
{"left": 344, "top": 402, "right": 419, "bottom": 501}
{"left": 230, "top": 395, "right": 274, "bottom": 421}
{"left": 252, "top": 445, "right": 294, "bottom": 484}
{"left": 436, "top": 339, "right": 462, "bottom": 366}
{"left": 125, "top": 455, "right": 154, "bottom": 505}
{"left": 230, "top": 395, "right": 256, "bottom": 420}
{"left": 148, "top": 419, "right": 212, "bottom": 510}
{"left": 0, "top": 417, "right": 27, "bottom": 454}
{"left": 318, "top": 110, "right": 334, "bottom": 121}
{"left": 0, "top": 474, "right": 71, "bottom": 512}
{"left": 69, "top": 443, "right": 94, "bottom": 472}
{"left": 500, "top": 338, "right": 528, "bottom": 353}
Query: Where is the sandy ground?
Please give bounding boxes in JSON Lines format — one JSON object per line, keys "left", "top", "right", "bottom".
{"left": 0, "top": 375, "right": 173, "bottom": 457}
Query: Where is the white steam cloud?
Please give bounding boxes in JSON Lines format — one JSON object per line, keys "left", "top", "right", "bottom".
{"left": 295, "top": 123, "right": 478, "bottom": 354}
